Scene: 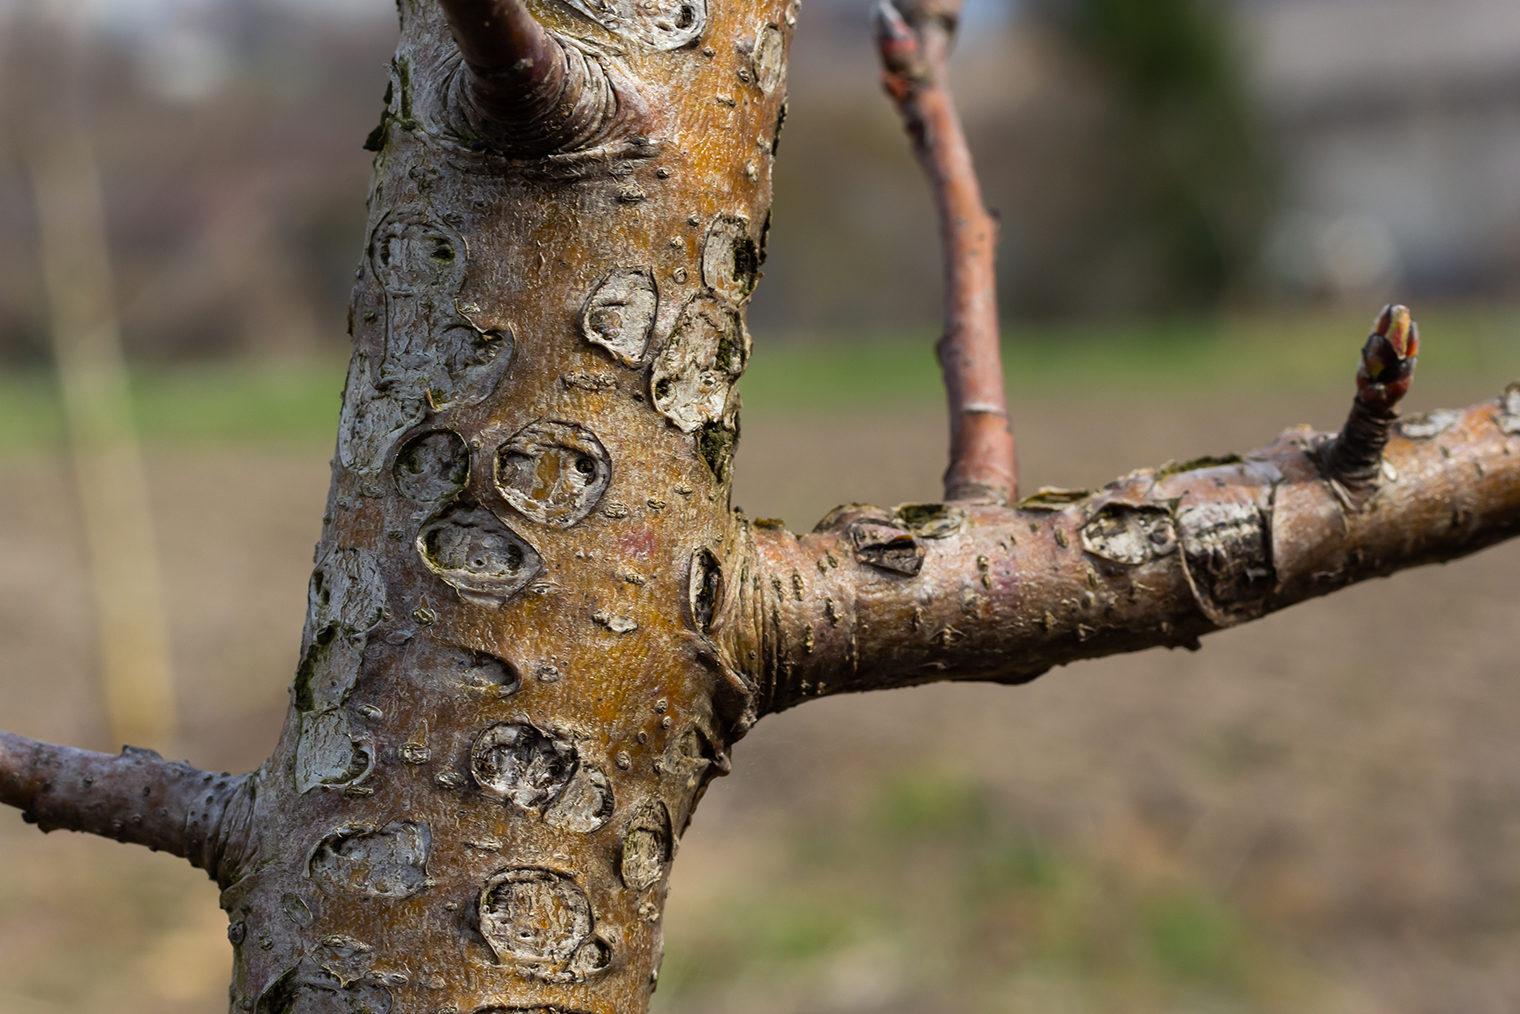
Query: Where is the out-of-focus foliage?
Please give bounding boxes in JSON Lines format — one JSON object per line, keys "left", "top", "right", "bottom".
{"left": 1017, "top": 0, "right": 1274, "bottom": 313}
{"left": 1, "top": 0, "right": 1516, "bottom": 362}
{"left": 0, "top": 4, "right": 394, "bottom": 365}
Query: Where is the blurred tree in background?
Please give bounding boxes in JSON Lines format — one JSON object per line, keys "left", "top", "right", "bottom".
{"left": 1011, "top": 0, "right": 1274, "bottom": 314}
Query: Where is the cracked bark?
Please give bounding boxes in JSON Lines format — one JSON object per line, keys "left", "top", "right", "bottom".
{"left": 3, "top": 2, "right": 1520, "bottom": 1012}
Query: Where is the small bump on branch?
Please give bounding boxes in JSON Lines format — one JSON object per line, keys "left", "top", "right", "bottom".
{"left": 0, "top": 729, "right": 248, "bottom": 882}
{"left": 1324, "top": 304, "right": 1419, "bottom": 506}
{"left": 873, "top": 0, "right": 1016, "bottom": 503}
{"left": 438, "top": 0, "right": 620, "bottom": 154}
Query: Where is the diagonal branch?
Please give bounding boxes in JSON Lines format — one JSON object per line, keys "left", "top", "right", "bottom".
{"left": 738, "top": 309, "right": 1520, "bottom": 713}
{"left": 874, "top": 0, "right": 1016, "bottom": 503}
{"left": 0, "top": 730, "right": 251, "bottom": 882}
{"left": 438, "top": 0, "right": 621, "bottom": 154}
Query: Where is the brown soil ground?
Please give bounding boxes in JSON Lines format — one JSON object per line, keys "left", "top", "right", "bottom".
{"left": 2, "top": 383, "right": 1518, "bottom": 1014}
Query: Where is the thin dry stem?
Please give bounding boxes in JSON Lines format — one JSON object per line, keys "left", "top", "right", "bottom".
{"left": 873, "top": 0, "right": 1016, "bottom": 503}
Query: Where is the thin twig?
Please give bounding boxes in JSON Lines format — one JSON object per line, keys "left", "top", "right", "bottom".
{"left": 873, "top": 0, "right": 1016, "bottom": 503}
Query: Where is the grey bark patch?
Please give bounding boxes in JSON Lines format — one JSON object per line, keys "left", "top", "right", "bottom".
{"left": 894, "top": 503, "right": 964, "bottom": 539}
{"left": 494, "top": 421, "right": 611, "bottom": 527}
{"left": 751, "top": 24, "right": 784, "bottom": 95}
{"left": 1081, "top": 504, "right": 1177, "bottom": 566}
{"left": 293, "top": 626, "right": 365, "bottom": 713}
{"left": 295, "top": 710, "right": 373, "bottom": 793}
{"left": 417, "top": 505, "right": 542, "bottom": 607}
{"left": 687, "top": 548, "right": 722, "bottom": 633}
{"left": 314, "top": 936, "right": 375, "bottom": 988}
{"left": 651, "top": 294, "right": 748, "bottom": 433}
{"left": 471, "top": 723, "right": 576, "bottom": 810}
{"left": 848, "top": 520, "right": 925, "bottom": 577}
{"left": 338, "top": 350, "right": 425, "bottom": 475}
{"left": 281, "top": 892, "right": 315, "bottom": 928}
{"left": 581, "top": 267, "right": 657, "bottom": 366}
{"left": 394, "top": 430, "right": 470, "bottom": 501}
{"left": 479, "top": 869, "right": 594, "bottom": 972}
{"left": 362, "top": 213, "right": 512, "bottom": 426}
{"left": 544, "top": 765, "right": 614, "bottom": 833}
{"left": 559, "top": 0, "right": 705, "bottom": 50}
{"left": 430, "top": 325, "right": 515, "bottom": 409}
{"left": 310, "top": 547, "right": 388, "bottom": 636}
{"left": 1498, "top": 383, "right": 1520, "bottom": 434}
{"left": 371, "top": 214, "right": 464, "bottom": 295}
{"left": 309, "top": 822, "right": 430, "bottom": 898}
{"left": 620, "top": 803, "right": 672, "bottom": 890}
{"left": 1177, "top": 500, "right": 1274, "bottom": 626}
{"left": 256, "top": 962, "right": 392, "bottom": 1014}
{"left": 1398, "top": 409, "right": 1462, "bottom": 440}
{"left": 405, "top": 638, "right": 519, "bottom": 693}
{"left": 700, "top": 216, "right": 759, "bottom": 303}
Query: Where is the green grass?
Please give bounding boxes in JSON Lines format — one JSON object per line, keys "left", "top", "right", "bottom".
{"left": 654, "top": 768, "right": 1320, "bottom": 1014}
{"left": 0, "top": 358, "right": 350, "bottom": 454}
{"left": 742, "top": 304, "right": 1520, "bottom": 409}
{"left": 4, "top": 305, "right": 1518, "bottom": 453}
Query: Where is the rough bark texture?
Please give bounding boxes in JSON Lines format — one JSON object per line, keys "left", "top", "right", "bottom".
{"left": 4, "top": 3, "right": 1520, "bottom": 1014}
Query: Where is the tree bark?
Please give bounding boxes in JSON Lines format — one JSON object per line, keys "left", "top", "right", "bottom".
{"left": 4, "top": 3, "right": 1520, "bottom": 1013}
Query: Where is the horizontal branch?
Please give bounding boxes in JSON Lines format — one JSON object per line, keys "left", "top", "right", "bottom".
{"left": 744, "top": 378, "right": 1520, "bottom": 713}
{"left": 0, "top": 730, "right": 251, "bottom": 881}
{"left": 438, "top": 0, "right": 621, "bottom": 154}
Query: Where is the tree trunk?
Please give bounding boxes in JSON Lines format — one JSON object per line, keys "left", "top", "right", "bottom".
{"left": 4, "top": 3, "right": 1520, "bottom": 1013}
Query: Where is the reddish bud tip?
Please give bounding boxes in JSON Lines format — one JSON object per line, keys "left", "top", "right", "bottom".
{"left": 872, "top": 0, "right": 923, "bottom": 86}
{"left": 1374, "top": 304, "right": 1415, "bottom": 358}
{"left": 1357, "top": 304, "right": 1419, "bottom": 411}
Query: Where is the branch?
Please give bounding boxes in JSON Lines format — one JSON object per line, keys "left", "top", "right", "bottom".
{"left": 873, "top": 0, "right": 1016, "bottom": 503}
{"left": 438, "top": 0, "right": 620, "bottom": 154}
{"left": 0, "top": 730, "right": 251, "bottom": 881}
{"left": 737, "top": 309, "right": 1520, "bottom": 713}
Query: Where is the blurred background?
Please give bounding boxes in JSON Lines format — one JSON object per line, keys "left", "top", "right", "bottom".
{"left": 3, "top": 0, "right": 1520, "bottom": 1012}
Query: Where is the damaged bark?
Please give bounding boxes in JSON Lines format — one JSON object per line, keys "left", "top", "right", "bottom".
{"left": 4, "top": 1, "right": 1519, "bottom": 1012}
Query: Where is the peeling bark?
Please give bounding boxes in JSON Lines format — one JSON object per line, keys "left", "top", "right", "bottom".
{"left": 3, "top": 3, "right": 1519, "bottom": 1013}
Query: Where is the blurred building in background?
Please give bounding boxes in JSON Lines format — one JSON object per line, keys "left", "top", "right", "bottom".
{"left": 0, "top": 0, "right": 1517, "bottom": 362}
{"left": 1251, "top": 0, "right": 1520, "bottom": 306}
